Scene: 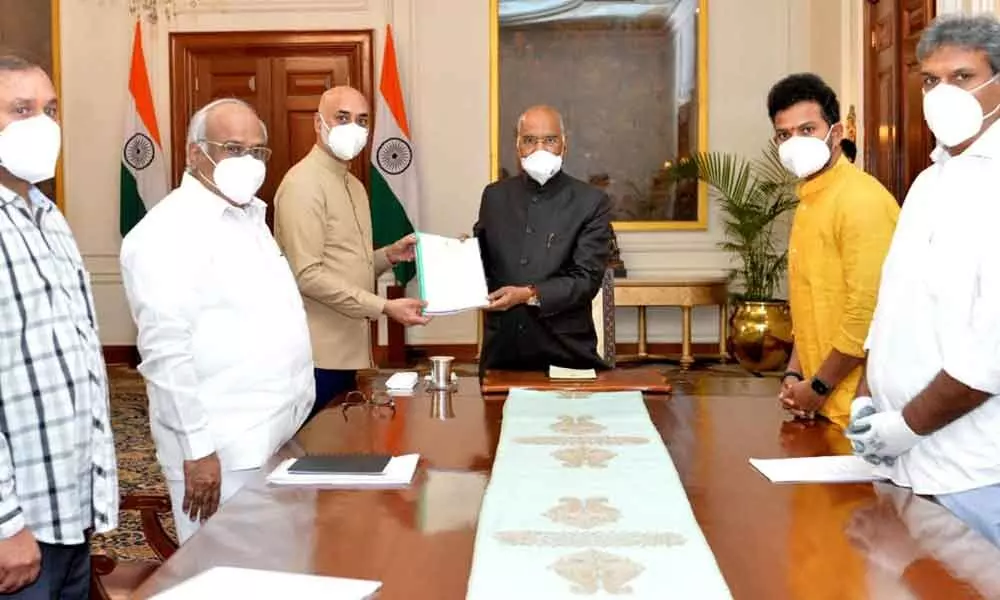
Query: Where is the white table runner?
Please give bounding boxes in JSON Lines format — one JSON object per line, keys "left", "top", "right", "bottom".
{"left": 466, "top": 389, "right": 732, "bottom": 599}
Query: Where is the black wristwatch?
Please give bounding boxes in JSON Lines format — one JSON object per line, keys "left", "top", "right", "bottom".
{"left": 810, "top": 376, "right": 832, "bottom": 397}
{"left": 782, "top": 370, "right": 804, "bottom": 382}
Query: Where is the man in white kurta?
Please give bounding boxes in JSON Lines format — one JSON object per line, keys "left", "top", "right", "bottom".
{"left": 848, "top": 13, "right": 1000, "bottom": 548}
{"left": 120, "top": 99, "right": 314, "bottom": 543}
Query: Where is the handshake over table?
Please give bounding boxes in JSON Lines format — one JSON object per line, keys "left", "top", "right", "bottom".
{"left": 845, "top": 396, "right": 923, "bottom": 467}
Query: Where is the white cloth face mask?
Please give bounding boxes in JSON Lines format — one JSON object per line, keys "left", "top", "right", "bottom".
{"left": 521, "top": 150, "right": 563, "bottom": 185}
{"left": 778, "top": 128, "right": 833, "bottom": 179}
{"left": 205, "top": 153, "right": 266, "bottom": 206}
{"left": 0, "top": 115, "right": 62, "bottom": 184}
{"left": 923, "top": 74, "right": 1000, "bottom": 147}
{"left": 323, "top": 119, "right": 369, "bottom": 161}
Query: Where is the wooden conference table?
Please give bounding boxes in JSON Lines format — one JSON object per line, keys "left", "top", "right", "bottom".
{"left": 134, "top": 373, "right": 998, "bottom": 599}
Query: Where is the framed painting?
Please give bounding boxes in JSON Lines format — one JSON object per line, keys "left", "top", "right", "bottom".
{"left": 489, "top": 0, "right": 709, "bottom": 231}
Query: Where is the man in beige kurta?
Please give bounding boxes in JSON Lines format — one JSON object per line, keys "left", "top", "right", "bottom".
{"left": 274, "top": 86, "right": 428, "bottom": 419}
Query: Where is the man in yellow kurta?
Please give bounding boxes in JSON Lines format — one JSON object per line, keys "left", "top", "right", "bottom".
{"left": 767, "top": 73, "right": 899, "bottom": 428}
{"left": 274, "top": 86, "right": 429, "bottom": 420}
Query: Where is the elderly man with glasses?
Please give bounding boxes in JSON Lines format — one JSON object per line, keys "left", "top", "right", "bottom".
{"left": 120, "top": 98, "right": 315, "bottom": 543}
{"left": 474, "top": 105, "right": 612, "bottom": 374}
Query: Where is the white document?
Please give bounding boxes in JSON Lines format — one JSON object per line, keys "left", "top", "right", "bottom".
{"left": 749, "top": 455, "right": 888, "bottom": 484}
{"left": 415, "top": 232, "right": 490, "bottom": 315}
{"left": 385, "top": 371, "right": 419, "bottom": 392}
{"left": 267, "top": 454, "right": 420, "bottom": 489}
{"left": 548, "top": 366, "right": 598, "bottom": 380}
{"left": 151, "top": 566, "right": 381, "bottom": 599}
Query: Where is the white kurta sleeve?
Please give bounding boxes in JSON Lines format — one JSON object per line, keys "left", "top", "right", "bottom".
{"left": 121, "top": 228, "right": 215, "bottom": 461}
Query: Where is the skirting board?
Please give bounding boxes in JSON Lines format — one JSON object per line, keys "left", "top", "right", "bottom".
{"left": 373, "top": 342, "right": 725, "bottom": 365}
{"left": 104, "top": 343, "right": 723, "bottom": 367}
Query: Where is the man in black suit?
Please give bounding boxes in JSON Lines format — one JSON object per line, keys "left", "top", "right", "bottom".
{"left": 474, "top": 105, "right": 612, "bottom": 372}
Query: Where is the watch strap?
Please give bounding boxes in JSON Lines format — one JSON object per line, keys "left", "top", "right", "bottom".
{"left": 811, "top": 376, "right": 832, "bottom": 396}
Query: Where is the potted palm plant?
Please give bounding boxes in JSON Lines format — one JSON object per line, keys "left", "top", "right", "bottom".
{"left": 666, "top": 144, "right": 798, "bottom": 373}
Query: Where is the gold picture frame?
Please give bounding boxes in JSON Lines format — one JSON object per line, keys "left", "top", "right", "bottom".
{"left": 489, "top": 0, "right": 710, "bottom": 231}
{"left": 52, "top": 0, "right": 64, "bottom": 211}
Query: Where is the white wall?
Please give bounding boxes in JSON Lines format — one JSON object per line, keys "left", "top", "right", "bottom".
{"left": 610, "top": 0, "right": 866, "bottom": 347}
{"left": 938, "top": 0, "right": 1000, "bottom": 13}
{"left": 59, "top": 0, "right": 489, "bottom": 346}
{"left": 59, "top": 0, "right": 865, "bottom": 349}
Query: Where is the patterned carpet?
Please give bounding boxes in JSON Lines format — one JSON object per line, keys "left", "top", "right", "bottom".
{"left": 91, "top": 366, "right": 175, "bottom": 561}
{"left": 92, "top": 360, "right": 757, "bottom": 562}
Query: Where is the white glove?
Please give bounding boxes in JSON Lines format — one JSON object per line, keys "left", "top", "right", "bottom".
{"left": 848, "top": 396, "right": 877, "bottom": 428}
{"left": 846, "top": 396, "right": 893, "bottom": 465}
{"left": 845, "top": 409, "right": 922, "bottom": 461}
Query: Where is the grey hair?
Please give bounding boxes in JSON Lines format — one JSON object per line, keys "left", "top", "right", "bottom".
{"left": 0, "top": 55, "right": 42, "bottom": 74}
{"left": 185, "top": 98, "right": 268, "bottom": 168}
{"left": 917, "top": 13, "right": 1000, "bottom": 74}
{"left": 516, "top": 110, "right": 566, "bottom": 137}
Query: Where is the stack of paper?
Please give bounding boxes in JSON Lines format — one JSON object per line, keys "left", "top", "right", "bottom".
{"left": 548, "top": 366, "right": 598, "bottom": 380}
{"left": 151, "top": 567, "right": 382, "bottom": 599}
{"left": 749, "top": 455, "right": 887, "bottom": 484}
{"left": 415, "top": 232, "right": 490, "bottom": 315}
{"left": 267, "top": 454, "right": 420, "bottom": 488}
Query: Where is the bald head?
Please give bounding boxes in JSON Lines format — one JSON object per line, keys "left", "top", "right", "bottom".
{"left": 315, "top": 85, "right": 370, "bottom": 149}
{"left": 516, "top": 105, "right": 566, "bottom": 158}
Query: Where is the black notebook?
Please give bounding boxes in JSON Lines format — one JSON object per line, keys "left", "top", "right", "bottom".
{"left": 288, "top": 454, "right": 392, "bottom": 476}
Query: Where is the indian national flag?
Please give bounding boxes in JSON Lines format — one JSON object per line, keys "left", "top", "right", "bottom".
{"left": 120, "top": 21, "right": 168, "bottom": 237}
{"left": 370, "top": 25, "right": 419, "bottom": 286}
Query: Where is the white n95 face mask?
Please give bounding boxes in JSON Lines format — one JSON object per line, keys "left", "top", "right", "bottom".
{"left": 521, "top": 150, "right": 563, "bottom": 185}
{"left": 0, "top": 115, "right": 62, "bottom": 184}
{"left": 210, "top": 155, "right": 266, "bottom": 206}
{"left": 325, "top": 122, "right": 369, "bottom": 161}
{"left": 778, "top": 129, "right": 833, "bottom": 179}
{"left": 923, "top": 74, "right": 1000, "bottom": 147}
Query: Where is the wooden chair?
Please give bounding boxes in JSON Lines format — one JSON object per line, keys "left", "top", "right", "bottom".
{"left": 91, "top": 494, "right": 177, "bottom": 600}
{"left": 476, "top": 268, "right": 617, "bottom": 365}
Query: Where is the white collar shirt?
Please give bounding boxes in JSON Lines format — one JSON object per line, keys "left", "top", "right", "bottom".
{"left": 120, "top": 174, "right": 314, "bottom": 479}
{"left": 865, "top": 120, "right": 1000, "bottom": 495}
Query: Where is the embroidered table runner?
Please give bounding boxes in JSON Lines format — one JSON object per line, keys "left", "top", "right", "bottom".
{"left": 466, "top": 390, "right": 732, "bottom": 599}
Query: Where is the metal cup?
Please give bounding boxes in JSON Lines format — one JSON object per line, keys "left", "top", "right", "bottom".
{"left": 428, "top": 355, "right": 454, "bottom": 390}
{"left": 430, "top": 389, "right": 455, "bottom": 420}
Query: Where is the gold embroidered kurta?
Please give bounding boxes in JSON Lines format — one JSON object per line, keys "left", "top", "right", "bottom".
{"left": 788, "top": 157, "right": 899, "bottom": 427}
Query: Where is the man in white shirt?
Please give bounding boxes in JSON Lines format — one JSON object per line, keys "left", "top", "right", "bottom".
{"left": 120, "top": 98, "right": 314, "bottom": 543}
{"left": 848, "top": 13, "right": 1000, "bottom": 548}
{"left": 0, "top": 54, "right": 118, "bottom": 598}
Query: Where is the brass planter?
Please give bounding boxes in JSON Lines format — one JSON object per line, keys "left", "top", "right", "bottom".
{"left": 729, "top": 300, "right": 793, "bottom": 374}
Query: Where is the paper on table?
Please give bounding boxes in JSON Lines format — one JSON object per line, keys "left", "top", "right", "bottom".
{"left": 150, "top": 566, "right": 381, "bottom": 599}
{"left": 749, "top": 455, "right": 888, "bottom": 484}
{"left": 267, "top": 453, "right": 420, "bottom": 488}
{"left": 548, "top": 366, "right": 598, "bottom": 380}
{"left": 415, "top": 232, "right": 490, "bottom": 315}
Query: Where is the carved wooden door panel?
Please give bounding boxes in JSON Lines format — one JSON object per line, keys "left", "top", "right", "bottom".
{"left": 864, "top": 0, "right": 935, "bottom": 203}
{"left": 170, "top": 31, "right": 373, "bottom": 228}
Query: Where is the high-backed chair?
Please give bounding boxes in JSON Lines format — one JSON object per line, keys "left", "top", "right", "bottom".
{"left": 476, "top": 268, "right": 616, "bottom": 365}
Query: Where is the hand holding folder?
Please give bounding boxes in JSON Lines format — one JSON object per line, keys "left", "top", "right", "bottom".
{"left": 415, "top": 232, "right": 490, "bottom": 315}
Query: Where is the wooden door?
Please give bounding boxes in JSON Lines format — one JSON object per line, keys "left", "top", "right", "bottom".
{"left": 863, "top": 0, "right": 934, "bottom": 202}
{"left": 170, "top": 31, "right": 373, "bottom": 228}
{"left": 900, "top": 0, "right": 935, "bottom": 193}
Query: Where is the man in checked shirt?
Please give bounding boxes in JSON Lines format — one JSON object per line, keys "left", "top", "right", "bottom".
{"left": 0, "top": 56, "right": 118, "bottom": 597}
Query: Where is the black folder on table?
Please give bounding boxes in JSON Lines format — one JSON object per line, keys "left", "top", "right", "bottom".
{"left": 287, "top": 454, "right": 392, "bottom": 476}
